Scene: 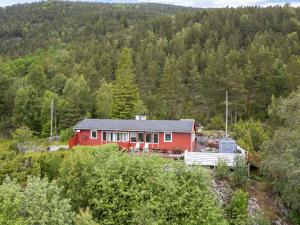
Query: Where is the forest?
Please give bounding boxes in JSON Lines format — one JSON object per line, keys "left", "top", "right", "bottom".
{"left": 0, "top": 1, "right": 300, "bottom": 224}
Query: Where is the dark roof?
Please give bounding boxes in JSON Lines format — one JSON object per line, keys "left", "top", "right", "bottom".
{"left": 74, "top": 119, "right": 194, "bottom": 133}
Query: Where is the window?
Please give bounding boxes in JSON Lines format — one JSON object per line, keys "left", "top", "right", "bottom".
{"left": 102, "top": 131, "right": 107, "bottom": 141}
{"left": 123, "top": 133, "right": 129, "bottom": 142}
{"left": 130, "top": 132, "right": 136, "bottom": 143}
{"left": 146, "top": 133, "right": 152, "bottom": 143}
{"left": 109, "top": 133, "right": 114, "bottom": 142}
{"left": 108, "top": 132, "right": 128, "bottom": 142}
{"left": 138, "top": 133, "right": 144, "bottom": 142}
{"left": 91, "top": 130, "right": 97, "bottom": 139}
{"left": 153, "top": 133, "right": 159, "bottom": 144}
{"left": 164, "top": 132, "right": 172, "bottom": 142}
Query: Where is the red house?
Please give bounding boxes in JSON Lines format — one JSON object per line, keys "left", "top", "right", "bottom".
{"left": 69, "top": 118, "right": 196, "bottom": 151}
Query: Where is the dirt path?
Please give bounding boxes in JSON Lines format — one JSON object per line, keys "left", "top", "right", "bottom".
{"left": 249, "top": 181, "right": 292, "bottom": 225}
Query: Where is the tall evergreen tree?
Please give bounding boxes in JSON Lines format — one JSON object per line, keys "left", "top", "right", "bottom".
{"left": 158, "top": 57, "right": 183, "bottom": 119}
{"left": 111, "top": 48, "right": 144, "bottom": 119}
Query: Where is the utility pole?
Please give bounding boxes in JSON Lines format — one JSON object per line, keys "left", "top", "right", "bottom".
{"left": 54, "top": 102, "right": 57, "bottom": 138}
{"left": 225, "top": 91, "right": 228, "bottom": 138}
{"left": 50, "top": 99, "right": 54, "bottom": 142}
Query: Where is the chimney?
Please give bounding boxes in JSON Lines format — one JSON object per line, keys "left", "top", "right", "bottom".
{"left": 135, "top": 115, "right": 147, "bottom": 120}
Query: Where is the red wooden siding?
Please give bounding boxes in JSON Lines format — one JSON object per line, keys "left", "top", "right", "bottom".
{"left": 70, "top": 129, "right": 195, "bottom": 151}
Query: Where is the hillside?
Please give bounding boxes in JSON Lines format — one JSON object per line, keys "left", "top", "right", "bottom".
{"left": 0, "top": 2, "right": 195, "bottom": 57}
{"left": 0, "top": 2, "right": 300, "bottom": 224}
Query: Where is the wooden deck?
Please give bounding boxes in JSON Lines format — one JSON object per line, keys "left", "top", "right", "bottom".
{"left": 184, "top": 146, "right": 246, "bottom": 166}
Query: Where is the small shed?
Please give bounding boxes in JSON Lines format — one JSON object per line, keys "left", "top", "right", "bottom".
{"left": 219, "top": 137, "right": 236, "bottom": 153}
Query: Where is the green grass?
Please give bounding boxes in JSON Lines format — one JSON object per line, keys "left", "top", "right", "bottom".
{"left": 0, "top": 139, "right": 13, "bottom": 153}
{"left": 50, "top": 140, "right": 68, "bottom": 146}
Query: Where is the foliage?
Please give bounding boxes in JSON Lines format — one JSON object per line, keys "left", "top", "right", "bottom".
{"left": 206, "top": 114, "right": 225, "bottom": 130}
{"left": 1, "top": 2, "right": 300, "bottom": 221}
{"left": 226, "top": 189, "right": 249, "bottom": 225}
{"left": 14, "top": 86, "right": 42, "bottom": 132}
{"left": 62, "top": 75, "right": 92, "bottom": 122}
{"left": 96, "top": 82, "right": 113, "bottom": 118}
{"left": 231, "top": 155, "right": 249, "bottom": 188}
{"left": 88, "top": 157, "right": 228, "bottom": 225}
{"left": 216, "top": 158, "right": 230, "bottom": 180}
{"left": 250, "top": 212, "right": 270, "bottom": 225}
{"left": 11, "top": 126, "right": 34, "bottom": 144}
{"left": 1, "top": 3, "right": 300, "bottom": 135}
{"left": 111, "top": 48, "right": 142, "bottom": 119}
{"left": 60, "top": 128, "right": 74, "bottom": 142}
{"left": 11, "top": 126, "right": 36, "bottom": 153}
{"left": 262, "top": 89, "right": 300, "bottom": 214}
{"left": 0, "top": 176, "right": 74, "bottom": 225}
{"left": 58, "top": 148, "right": 96, "bottom": 210}
{"left": 0, "top": 143, "right": 229, "bottom": 225}
{"left": 75, "top": 208, "right": 99, "bottom": 225}
{"left": 231, "top": 119, "right": 268, "bottom": 152}
{"left": 158, "top": 57, "right": 183, "bottom": 119}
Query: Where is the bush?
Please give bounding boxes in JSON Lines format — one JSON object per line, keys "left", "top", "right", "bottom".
{"left": 251, "top": 212, "right": 270, "bottom": 225}
{"left": 206, "top": 114, "right": 225, "bottom": 130}
{"left": 231, "top": 155, "right": 249, "bottom": 188}
{"left": 87, "top": 159, "right": 228, "bottom": 225}
{"left": 0, "top": 144, "right": 229, "bottom": 225}
{"left": 231, "top": 119, "right": 268, "bottom": 152}
{"left": 215, "top": 158, "right": 230, "bottom": 180}
{"left": 60, "top": 129, "right": 74, "bottom": 142}
{"left": 0, "top": 176, "right": 74, "bottom": 225}
{"left": 11, "top": 126, "right": 34, "bottom": 143}
{"left": 75, "top": 208, "right": 99, "bottom": 225}
{"left": 226, "top": 189, "right": 249, "bottom": 225}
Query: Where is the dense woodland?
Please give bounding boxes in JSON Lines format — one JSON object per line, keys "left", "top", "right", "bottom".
{"left": 0, "top": 1, "right": 300, "bottom": 224}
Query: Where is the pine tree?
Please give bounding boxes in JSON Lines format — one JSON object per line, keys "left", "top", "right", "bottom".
{"left": 111, "top": 48, "right": 144, "bottom": 119}
{"left": 158, "top": 57, "right": 183, "bottom": 119}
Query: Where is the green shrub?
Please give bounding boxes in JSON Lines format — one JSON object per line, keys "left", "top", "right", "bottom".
{"left": 231, "top": 155, "right": 249, "bottom": 188}
{"left": 0, "top": 144, "right": 229, "bottom": 225}
{"left": 226, "top": 189, "right": 249, "bottom": 225}
{"left": 215, "top": 158, "right": 230, "bottom": 180}
{"left": 231, "top": 119, "right": 268, "bottom": 152}
{"left": 75, "top": 208, "right": 99, "bottom": 225}
{"left": 251, "top": 212, "right": 270, "bottom": 225}
{"left": 206, "top": 114, "right": 225, "bottom": 130}
{"left": 60, "top": 129, "right": 74, "bottom": 142}
{"left": 0, "top": 176, "right": 74, "bottom": 225}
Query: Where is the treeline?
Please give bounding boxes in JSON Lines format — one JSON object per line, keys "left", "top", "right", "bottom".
{"left": 1, "top": 3, "right": 300, "bottom": 137}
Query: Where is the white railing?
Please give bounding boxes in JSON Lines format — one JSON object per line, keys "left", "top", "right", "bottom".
{"left": 184, "top": 145, "right": 246, "bottom": 166}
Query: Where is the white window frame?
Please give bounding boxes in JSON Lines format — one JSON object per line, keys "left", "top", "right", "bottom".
{"left": 130, "top": 132, "right": 137, "bottom": 143}
{"left": 153, "top": 133, "right": 159, "bottom": 144}
{"left": 90, "top": 130, "right": 98, "bottom": 139}
{"left": 164, "top": 132, "right": 172, "bottom": 142}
